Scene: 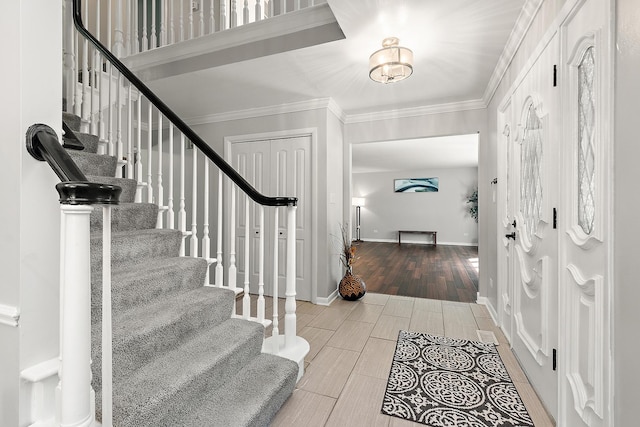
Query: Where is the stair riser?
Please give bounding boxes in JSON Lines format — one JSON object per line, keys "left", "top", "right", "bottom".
{"left": 68, "top": 150, "right": 117, "bottom": 177}
{"left": 90, "top": 203, "right": 158, "bottom": 233}
{"left": 64, "top": 132, "right": 99, "bottom": 154}
{"left": 86, "top": 176, "right": 138, "bottom": 204}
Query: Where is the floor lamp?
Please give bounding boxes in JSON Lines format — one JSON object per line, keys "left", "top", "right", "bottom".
{"left": 352, "top": 197, "right": 365, "bottom": 242}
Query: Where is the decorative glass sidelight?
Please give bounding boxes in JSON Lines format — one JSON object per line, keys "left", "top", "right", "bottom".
{"left": 578, "top": 47, "right": 596, "bottom": 235}
{"left": 520, "top": 103, "right": 543, "bottom": 241}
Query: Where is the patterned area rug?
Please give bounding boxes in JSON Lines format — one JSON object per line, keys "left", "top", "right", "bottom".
{"left": 381, "top": 331, "right": 534, "bottom": 426}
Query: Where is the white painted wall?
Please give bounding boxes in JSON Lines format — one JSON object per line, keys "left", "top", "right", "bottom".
{"left": 0, "top": 0, "right": 62, "bottom": 425}
{"left": 353, "top": 167, "right": 478, "bottom": 245}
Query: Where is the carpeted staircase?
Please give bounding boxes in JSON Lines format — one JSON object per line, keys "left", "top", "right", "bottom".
{"left": 62, "top": 112, "right": 298, "bottom": 426}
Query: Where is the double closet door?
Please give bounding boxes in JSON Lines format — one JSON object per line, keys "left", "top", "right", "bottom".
{"left": 229, "top": 136, "right": 312, "bottom": 301}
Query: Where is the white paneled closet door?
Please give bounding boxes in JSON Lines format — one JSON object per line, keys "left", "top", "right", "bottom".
{"left": 507, "top": 33, "right": 560, "bottom": 419}
{"left": 558, "top": 0, "right": 613, "bottom": 425}
{"left": 230, "top": 135, "right": 312, "bottom": 301}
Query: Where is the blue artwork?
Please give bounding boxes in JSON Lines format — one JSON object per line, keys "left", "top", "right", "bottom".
{"left": 394, "top": 177, "right": 439, "bottom": 193}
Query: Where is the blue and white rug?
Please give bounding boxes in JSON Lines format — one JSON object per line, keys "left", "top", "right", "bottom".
{"left": 381, "top": 331, "right": 534, "bottom": 427}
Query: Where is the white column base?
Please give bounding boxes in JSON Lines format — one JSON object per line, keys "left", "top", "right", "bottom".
{"left": 262, "top": 335, "right": 310, "bottom": 382}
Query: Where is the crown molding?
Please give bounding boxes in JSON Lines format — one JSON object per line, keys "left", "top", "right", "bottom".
{"left": 343, "top": 99, "right": 487, "bottom": 124}
{"left": 482, "top": 0, "right": 544, "bottom": 105}
{"left": 0, "top": 304, "right": 20, "bottom": 327}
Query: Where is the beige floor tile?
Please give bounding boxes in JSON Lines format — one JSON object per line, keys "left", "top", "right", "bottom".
{"left": 325, "top": 373, "right": 390, "bottom": 427}
{"left": 348, "top": 302, "right": 385, "bottom": 323}
{"left": 514, "top": 381, "right": 557, "bottom": 426}
{"left": 308, "top": 307, "right": 352, "bottom": 331}
{"left": 475, "top": 317, "right": 509, "bottom": 344}
{"left": 353, "top": 337, "right": 396, "bottom": 380}
{"left": 442, "top": 302, "right": 478, "bottom": 340}
{"left": 298, "top": 346, "right": 360, "bottom": 398}
{"left": 382, "top": 298, "right": 415, "bottom": 318}
{"left": 412, "top": 298, "right": 442, "bottom": 313}
{"left": 326, "top": 320, "right": 375, "bottom": 352}
{"left": 362, "top": 292, "right": 390, "bottom": 305}
{"left": 371, "top": 315, "right": 411, "bottom": 341}
{"left": 331, "top": 298, "right": 362, "bottom": 312}
{"left": 271, "top": 389, "right": 336, "bottom": 427}
{"left": 299, "top": 326, "right": 335, "bottom": 362}
{"left": 497, "top": 345, "right": 529, "bottom": 383}
{"left": 408, "top": 310, "right": 444, "bottom": 336}
{"left": 297, "top": 302, "right": 328, "bottom": 316}
{"left": 470, "top": 302, "right": 492, "bottom": 318}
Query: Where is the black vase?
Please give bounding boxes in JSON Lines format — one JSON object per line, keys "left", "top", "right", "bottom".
{"left": 339, "top": 269, "right": 366, "bottom": 301}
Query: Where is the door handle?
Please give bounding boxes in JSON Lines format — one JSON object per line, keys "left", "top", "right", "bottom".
{"left": 505, "top": 232, "right": 516, "bottom": 240}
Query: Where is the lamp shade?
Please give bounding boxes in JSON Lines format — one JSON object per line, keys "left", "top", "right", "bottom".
{"left": 352, "top": 197, "right": 365, "bottom": 206}
{"left": 369, "top": 37, "right": 413, "bottom": 84}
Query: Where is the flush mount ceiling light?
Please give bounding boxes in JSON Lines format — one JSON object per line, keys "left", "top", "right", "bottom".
{"left": 369, "top": 37, "right": 414, "bottom": 84}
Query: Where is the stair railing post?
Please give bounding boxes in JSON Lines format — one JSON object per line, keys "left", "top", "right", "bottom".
{"left": 58, "top": 204, "right": 95, "bottom": 427}
{"left": 284, "top": 205, "right": 297, "bottom": 346}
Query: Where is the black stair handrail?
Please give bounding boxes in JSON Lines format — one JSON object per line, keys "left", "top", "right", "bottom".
{"left": 72, "top": 0, "right": 297, "bottom": 207}
{"left": 26, "top": 123, "right": 121, "bottom": 205}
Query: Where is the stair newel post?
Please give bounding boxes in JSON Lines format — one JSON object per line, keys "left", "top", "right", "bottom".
{"left": 146, "top": 102, "right": 153, "bottom": 203}
{"left": 202, "top": 160, "right": 211, "bottom": 284}
{"left": 81, "top": 0, "right": 90, "bottom": 126}
{"left": 156, "top": 113, "right": 164, "bottom": 228}
{"left": 113, "top": 0, "right": 125, "bottom": 58}
{"left": 242, "top": 194, "right": 251, "bottom": 318}
{"left": 179, "top": 134, "right": 187, "bottom": 256}
{"left": 284, "top": 204, "right": 297, "bottom": 346}
{"left": 230, "top": 0, "right": 238, "bottom": 28}
{"left": 63, "top": 0, "right": 75, "bottom": 113}
{"left": 209, "top": 0, "right": 216, "bottom": 34}
{"left": 58, "top": 204, "right": 95, "bottom": 427}
{"left": 135, "top": 96, "right": 143, "bottom": 202}
{"left": 215, "top": 169, "right": 224, "bottom": 287}
{"left": 141, "top": 0, "right": 148, "bottom": 51}
{"left": 257, "top": 205, "right": 265, "bottom": 323}
{"left": 190, "top": 147, "right": 199, "bottom": 257}
{"left": 167, "top": 124, "right": 175, "bottom": 229}
{"left": 159, "top": 0, "right": 167, "bottom": 47}
{"left": 243, "top": 0, "right": 249, "bottom": 25}
{"left": 255, "top": 0, "right": 262, "bottom": 22}
{"left": 151, "top": 0, "right": 158, "bottom": 48}
{"left": 271, "top": 207, "right": 280, "bottom": 353}
{"left": 102, "top": 206, "right": 114, "bottom": 427}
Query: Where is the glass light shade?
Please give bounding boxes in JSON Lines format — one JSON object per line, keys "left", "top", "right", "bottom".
{"left": 369, "top": 37, "right": 413, "bottom": 84}
{"left": 352, "top": 197, "right": 365, "bottom": 206}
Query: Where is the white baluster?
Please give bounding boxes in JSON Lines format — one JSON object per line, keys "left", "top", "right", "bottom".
{"left": 294, "top": 0, "right": 301, "bottom": 12}
{"left": 202, "top": 160, "right": 211, "bottom": 283}
{"left": 209, "top": 0, "right": 216, "bottom": 33}
{"left": 271, "top": 207, "right": 279, "bottom": 353}
{"left": 73, "top": 23, "right": 81, "bottom": 117}
{"left": 63, "top": 0, "right": 75, "bottom": 113}
{"left": 255, "top": 0, "right": 262, "bottom": 22}
{"left": 190, "top": 148, "right": 199, "bottom": 257}
{"left": 81, "top": 0, "right": 90, "bottom": 125}
{"left": 126, "top": 83, "right": 134, "bottom": 180}
{"left": 189, "top": 0, "right": 194, "bottom": 39}
{"left": 243, "top": 0, "right": 249, "bottom": 25}
{"left": 102, "top": 206, "right": 113, "bottom": 427}
{"left": 116, "top": 74, "right": 123, "bottom": 166}
{"left": 179, "top": 134, "right": 187, "bottom": 256}
{"left": 135, "top": 96, "right": 143, "bottom": 202}
{"left": 179, "top": 0, "right": 185, "bottom": 41}
{"left": 90, "top": 44, "right": 99, "bottom": 137}
{"left": 151, "top": 0, "right": 158, "bottom": 48}
{"left": 269, "top": 0, "right": 274, "bottom": 18}
{"left": 156, "top": 113, "right": 164, "bottom": 228}
{"left": 199, "top": 5, "right": 205, "bottom": 36}
{"left": 96, "top": 0, "right": 105, "bottom": 145}
{"left": 142, "top": 0, "right": 148, "bottom": 51}
{"left": 278, "top": 0, "right": 286, "bottom": 16}
{"left": 58, "top": 205, "right": 94, "bottom": 427}
{"left": 167, "top": 124, "right": 175, "bottom": 229}
{"left": 257, "top": 205, "right": 265, "bottom": 323}
{"left": 132, "top": 0, "right": 139, "bottom": 54}
{"left": 159, "top": 0, "right": 167, "bottom": 46}
{"left": 215, "top": 169, "right": 224, "bottom": 287}
{"left": 228, "top": 185, "right": 237, "bottom": 292}
{"left": 168, "top": 0, "right": 175, "bottom": 45}
{"left": 113, "top": 0, "right": 125, "bottom": 57}
{"left": 285, "top": 205, "right": 297, "bottom": 347}
{"left": 242, "top": 194, "right": 250, "bottom": 318}
{"left": 220, "top": 0, "right": 228, "bottom": 30}
{"left": 125, "top": 0, "right": 132, "bottom": 55}
{"left": 107, "top": 63, "right": 114, "bottom": 156}
{"left": 230, "top": 0, "right": 237, "bottom": 28}
{"left": 147, "top": 102, "right": 153, "bottom": 203}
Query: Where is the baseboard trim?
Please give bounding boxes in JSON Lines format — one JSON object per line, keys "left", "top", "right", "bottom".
{"left": 316, "top": 288, "right": 339, "bottom": 306}
{"left": 476, "top": 295, "right": 499, "bottom": 325}
{"left": 0, "top": 304, "right": 20, "bottom": 327}
{"left": 360, "top": 238, "right": 478, "bottom": 247}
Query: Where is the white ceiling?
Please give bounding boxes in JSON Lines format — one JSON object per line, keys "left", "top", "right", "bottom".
{"left": 352, "top": 134, "right": 479, "bottom": 174}
{"left": 147, "top": 0, "right": 527, "bottom": 118}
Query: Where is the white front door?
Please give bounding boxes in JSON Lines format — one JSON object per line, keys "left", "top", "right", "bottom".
{"left": 507, "top": 33, "right": 560, "bottom": 419}
{"left": 230, "top": 135, "right": 312, "bottom": 301}
{"left": 558, "top": 0, "right": 613, "bottom": 425}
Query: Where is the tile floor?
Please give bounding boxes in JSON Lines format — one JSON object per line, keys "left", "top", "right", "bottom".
{"left": 264, "top": 293, "right": 556, "bottom": 427}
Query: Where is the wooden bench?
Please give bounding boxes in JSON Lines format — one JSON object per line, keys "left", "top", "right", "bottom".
{"left": 398, "top": 230, "right": 437, "bottom": 246}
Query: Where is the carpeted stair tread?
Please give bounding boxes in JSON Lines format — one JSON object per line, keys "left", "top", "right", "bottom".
{"left": 171, "top": 353, "right": 298, "bottom": 427}
{"left": 62, "top": 112, "right": 81, "bottom": 131}
{"left": 64, "top": 132, "right": 99, "bottom": 154}
{"left": 67, "top": 150, "right": 117, "bottom": 177}
{"left": 86, "top": 176, "right": 138, "bottom": 203}
{"left": 91, "top": 228, "right": 182, "bottom": 268}
{"left": 91, "top": 256, "right": 209, "bottom": 313}
{"left": 106, "top": 318, "right": 265, "bottom": 426}
{"left": 90, "top": 202, "right": 157, "bottom": 232}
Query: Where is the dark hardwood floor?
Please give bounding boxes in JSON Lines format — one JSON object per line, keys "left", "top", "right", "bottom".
{"left": 351, "top": 241, "right": 479, "bottom": 303}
